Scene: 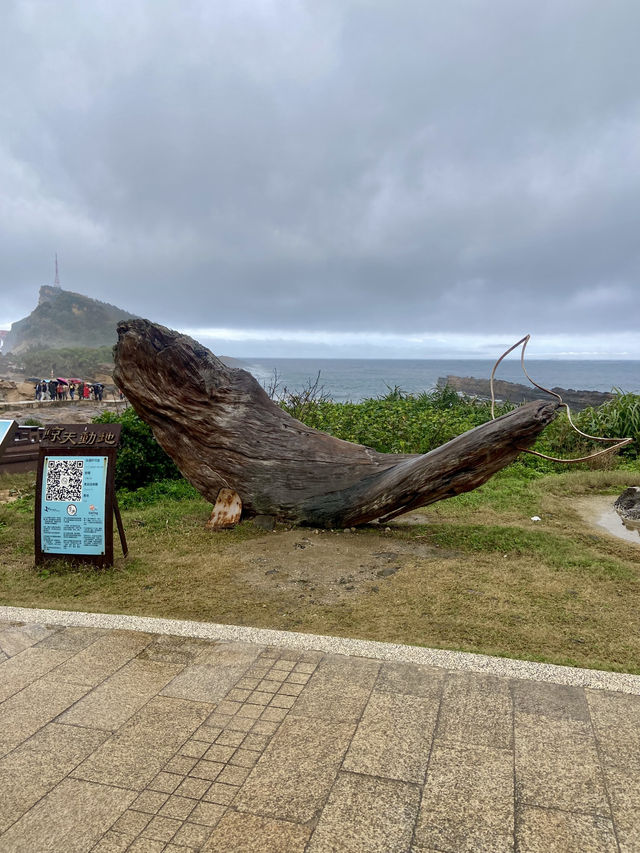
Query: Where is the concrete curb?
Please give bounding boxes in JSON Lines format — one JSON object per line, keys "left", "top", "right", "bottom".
{"left": 2, "top": 604, "right": 639, "bottom": 695}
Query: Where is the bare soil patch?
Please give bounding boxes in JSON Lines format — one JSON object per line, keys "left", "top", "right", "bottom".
{"left": 233, "top": 523, "right": 458, "bottom": 605}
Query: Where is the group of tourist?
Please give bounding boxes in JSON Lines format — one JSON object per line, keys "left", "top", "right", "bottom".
{"left": 34, "top": 379, "right": 105, "bottom": 402}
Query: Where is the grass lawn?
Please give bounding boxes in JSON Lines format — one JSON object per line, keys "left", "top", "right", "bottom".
{"left": 1, "top": 466, "right": 640, "bottom": 673}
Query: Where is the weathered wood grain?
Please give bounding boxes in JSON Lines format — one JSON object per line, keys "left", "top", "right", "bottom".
{"left": 114, "top": 319, "right": 560, "bottom": 527}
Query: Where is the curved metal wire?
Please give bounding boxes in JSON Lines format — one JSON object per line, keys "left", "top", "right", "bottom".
{"left": 490, "top": 335, "right": 633, "bottom": 463}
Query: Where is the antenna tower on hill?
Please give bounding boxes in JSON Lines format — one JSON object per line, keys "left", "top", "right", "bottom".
{"left": 54, "top": 253, "right": 60, "bottom": 287}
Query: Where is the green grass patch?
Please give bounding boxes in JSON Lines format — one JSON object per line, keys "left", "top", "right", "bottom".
{"left": 2, "top": 388, "right": 640, "bottom": 673}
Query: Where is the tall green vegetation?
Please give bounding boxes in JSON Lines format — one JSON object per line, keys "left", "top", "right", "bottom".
{"left": 94, "top": 408, "right": 181, "bottom": 490}
{"left": 19, "top": 346, "right": 114, "bottom": 379}
{"left": 98, "top": 387, "right": 639, "bottom": 494}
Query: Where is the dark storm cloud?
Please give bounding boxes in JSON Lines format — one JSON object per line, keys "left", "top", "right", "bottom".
{"left": 1, "top": 0, "right": 640, "bottom": 348}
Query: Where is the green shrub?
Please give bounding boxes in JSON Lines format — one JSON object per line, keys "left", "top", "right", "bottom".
{"left": 530, "top": 391, "right": 640, "bottom": 465}
{"left": 94, "top": 386, "right": 638, "bottom": 495}
{"left": 281, "top": 386, "right": 513, "bottom": 455}
{"left": 93, "top": 407, "right": 181, "bottom": 490}
{"left": 116, "top": 478, "right": 199, "bottom": 509}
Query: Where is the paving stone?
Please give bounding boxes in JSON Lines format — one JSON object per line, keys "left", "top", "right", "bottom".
{"left": 60, "top": 658, "right": 182, "bottom": 730}
{"left": 91, "top": 829, "right": 133, "bottom": 852}
{"left": 234, "top": 714, "right": 355, "bottom": 823}
{"left": 172, "top": 820, "right": 214, "bottom": 848}
{"left": 260, "top": 706, "right": 288, "bottom": 723}
{"left": 37, "top": 625, "right": 108, "bottom": 652}
{"left": 215, "top": 730, "right": 246, "bottom": 747}
{"left": 0, "top": 646, "right": 73, "bottom": 702}
{"left": 141, "top": 813, "right": 182, "bottom": 841}
{"left": 203, "top": 782, "right": 241, "bottom": 806}
{"left": 175, "top": 776, "right": 212, "bottom": 799}
{"left": 287, "top": 655, "right": 379, "bottom": 723}
{"left": 73, "top": 696, "right": 212, "bottom": 789}
{"left": 192, "top": 724, "right": 223, "bottom": 743}
{"left": 277, "top": 682, "right": 304, "bottom": 697}
{"left": 246, "top": 690, "right": 272, "bottom": 706}
{"left": 0, "top": 777, "right": 136, "bottom": 852}
{"left": 112, "top": 808, "right": 152, "bottom": 835}
{"left": 226, "top": 715, "right": 257, "bottom": 733}
{"left": 129, "top": 834, "right": 171, "bottom": 851}
{"left": 0, "top": 622, "right": 57, "bottom": 657}
{"left": 0, "top": 673, "right": 90, "bottom": 757}
{"left": 599, "top": 763, "right": 640, "bottom": 852}
{"left": 0, "top": 722, "right": 109, "bottom": 832}
{"left": 53, "top": 630, "right": 152, "bottom": 686}
{"left": 161, "top": 642, "right": 262, "bottom": 703}
{"left": 138, "top": 635, "right": 210, "bottom": 665}
{"left": 374, "top": 661, "right": 445, "bottom": 698}
{"left": 149, "top": 771, "right": 183, "bottom": 793}
{"left": 159, "top": 794, "right": 198, "bottom": 820}
{"left": 236, "top": 677, "right": 260, "bottom": 690}
{"left": 227, "top": 687, "right": 252, "bottom": 702}
{"left": 307, "top": 771, "right": 420, "bottom": 853}
{"left": 230, "top": 749, "right": 259, "bottom": 768}
{"left": 188, "top": 801, "right": 226, "bottom": 827}
{"left": 203, "top": 811, "right": 310, "bottom": 852}
{"left": 343, "top": 691, "right": 439, "bottom": 783}
{"left": 587, "top": 688, "right": 640, "bottom": 769}
{"left": 516, "top": 805, "right": 618, "bottom": 852}
{"left": 414, "top": 743, "right": 514, "bottom": 852}
{"left": 237, "top": 702, "right": 263, "bottom": 719}
{"left": 190, "top": 759, "right": 224, "bottom": 781}
{"left": 205, "top": 711, "right": 237, "bottom": 728}
{"left": 271, "top": 660, "right": 295, "bottom": 672}
{"left": 511, "top": 679, "right": 590, "bottom": 722}
{"left": 217, "top": 764, "right": 250, "bottom": 785}
{"left": 181, "top": 739, "right": 211, "bottom": 758}
{"left": 165, "top": 754, "right": 197, "bottom": 774}
{"left": 241, "top": 733, "right": 271, "bottom": 752}
{"left": 436, "top": 672, "right": 513, "bottom": 751}
{"left": 258, "top": 678, "right": 285, "bottom": 691}
{"left": 514, "top": 713, "right": 609, "bottom": 815}
{"left": 217, "top": 699, "right": 242, "bottom": 714}
{"left": 130, "top": 790, "right": 170, "bottom": 814}
{"left": 284, "top": 672, "right": 311, "bottom": 685}
{"left": 269, "top": 694, "right": 296, "bottom": 709}
{"left": 202, "top": 743, "right": 235, "bottom": 763}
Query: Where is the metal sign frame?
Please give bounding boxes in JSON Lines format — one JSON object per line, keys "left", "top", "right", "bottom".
{"left": 35, "top": 424, "right": 126, "bottom": 568}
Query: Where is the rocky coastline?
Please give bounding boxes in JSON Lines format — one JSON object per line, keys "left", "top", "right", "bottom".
{"left": 438, "top": 375, "right": 614, "bottom": 411}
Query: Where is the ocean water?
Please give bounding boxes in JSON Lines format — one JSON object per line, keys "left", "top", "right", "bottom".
{"left": 244, "top": 358, "right": 640, "bottom": 403}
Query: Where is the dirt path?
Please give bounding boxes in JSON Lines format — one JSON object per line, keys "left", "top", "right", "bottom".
{"left": 1, "top": 400, "right": 125, "bottom": 425}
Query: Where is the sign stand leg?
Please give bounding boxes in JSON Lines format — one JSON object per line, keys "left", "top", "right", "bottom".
{"left": 113, "top": 495, "right": 128, "bottom": 558}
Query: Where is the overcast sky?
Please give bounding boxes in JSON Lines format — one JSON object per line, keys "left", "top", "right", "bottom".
{"left": 1, "top": 0, "right": 640, "bottom": 358}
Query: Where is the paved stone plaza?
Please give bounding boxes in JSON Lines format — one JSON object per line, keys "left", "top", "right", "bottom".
{"left": 0, "top": 610, "right": 639, "bottom": 852}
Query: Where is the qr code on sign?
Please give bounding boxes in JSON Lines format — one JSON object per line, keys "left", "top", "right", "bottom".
{"left": 45, "top": 459, "right": 84, "bottom": 502}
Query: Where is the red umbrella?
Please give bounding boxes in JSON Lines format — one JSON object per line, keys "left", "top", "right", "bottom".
{"left": 56, "top": 378, "right": 69, "bottom": 385}
{"left": 68, "top": 378, "right": 83, "bottom": 383}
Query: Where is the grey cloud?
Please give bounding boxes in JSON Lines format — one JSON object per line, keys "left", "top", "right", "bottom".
{"left": 1, "top": 0, "right": 640, "bottom": 344}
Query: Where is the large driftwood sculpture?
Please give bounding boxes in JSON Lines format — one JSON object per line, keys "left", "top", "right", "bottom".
{"left": 113, "top": 320, "right": 560, "bottom": 528}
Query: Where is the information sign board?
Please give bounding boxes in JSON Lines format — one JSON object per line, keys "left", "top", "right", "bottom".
{"left": 40, "top": 455, "right": 108, "bottom": 555}
{"left": 35, "top": 423, "right": 126, "bottom": 567}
